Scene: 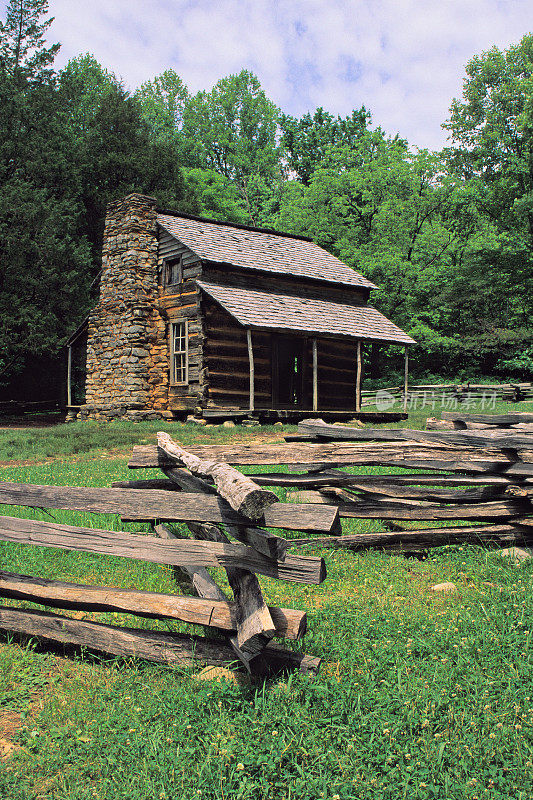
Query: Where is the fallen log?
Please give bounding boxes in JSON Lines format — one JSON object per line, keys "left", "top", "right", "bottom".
{"left": 0, "top": 516, "right": 327, "bottom": 584}
{"left": 0, "top": 482, "right": 339, "bottom": 535}
{"left": 0, "top": 570, "right": 306, "bottom": 640}
{"left": 157, "top": 432, "right": 277, "bottom": 520}
{"left": 0, "top": 607, "right": 320, "bottom": 675}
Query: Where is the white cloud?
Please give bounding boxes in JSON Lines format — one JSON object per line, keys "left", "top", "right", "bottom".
{"left": 2, "top": 0, "right": 533, "bottom": 148}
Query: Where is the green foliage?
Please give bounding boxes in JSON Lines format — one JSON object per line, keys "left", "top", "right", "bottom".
{"left": 0, "top": 21, "right": 93, "bottom": 384}
{"left": 500, "top": 345, "right": 533, "bottom": 378}
{"left": 0, "top": 0, "right": 59, "bottom": 81}
{"left": 441, "top": 33, "right": 533, "bottom": 369}
{"left": 135, "top": 69, "right": 189, "bottom": 146}
{"left": 280, "top": 105, "right": 372, "bottom": 184}
{"left": 182, "top": 70, "right": 281, "bottom": 224}
{"left": 1, "top": 1, "right": 532, "bottom": 389}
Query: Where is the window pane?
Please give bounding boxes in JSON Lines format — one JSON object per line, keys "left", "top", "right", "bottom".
{"left": 171, "top": 321, "right": 188, "bottom": 384}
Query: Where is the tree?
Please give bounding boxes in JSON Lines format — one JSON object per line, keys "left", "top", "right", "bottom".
{"left": 0, "top": 71, "right": 93, "bottom": 385}
{"left": 58, "top": 57, "right": 200, "bottom": 264}
{"left": 135, "top": 69, "right": 189, "bottom": 145}
{"left": 182, "top": 70, "right": 281, "bottom": 223}
{"left": 443, "top": 34, "right": 533, "bottom": 244}
{"left": 280, "top": 106, "right": 371, "bottom": 185}
{"left": 442, "top": 34, "right": 533, "bottom": 361}
{"left": 0, "top": 0, "right": 59, "bottom": 81}
{"left": 58, "top": 54, "right": 121, "bottom": 134}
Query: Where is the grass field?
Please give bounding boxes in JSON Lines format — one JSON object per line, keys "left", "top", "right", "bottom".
{"left": 0, "top": 401, "right": 532, "bottom": 799}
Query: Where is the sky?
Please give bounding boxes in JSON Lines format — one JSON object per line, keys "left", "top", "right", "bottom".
{"left": 4, "top": 0, "right": 533, "bottom": 150}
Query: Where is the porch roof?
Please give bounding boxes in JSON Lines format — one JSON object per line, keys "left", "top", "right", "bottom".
{"left": 197, "top": 281, "right": 416, "bottom": 345}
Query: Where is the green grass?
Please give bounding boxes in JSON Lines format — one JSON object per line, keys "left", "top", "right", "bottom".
{"left": 0, "top": 420, "right": 298, "bottom": 463}
{"left": 0, "top": 403, "right": 532, "bottom": 798}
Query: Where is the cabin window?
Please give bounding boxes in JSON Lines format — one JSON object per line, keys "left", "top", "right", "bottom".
{"left": 165, "top": 256, "right": 183, "bottom": 286}
{"left": 171, "top": 320, "right": 188, "bottom": 385}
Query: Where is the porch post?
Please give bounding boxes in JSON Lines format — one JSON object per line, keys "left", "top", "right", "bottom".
{"left": 312, "top": 338, "right": 318, "bottom": 412}
{"left": 247, "top": 329, "right": 254, "bottom": 411}
{"left": 403, "top": 346, "right": 409, "bottom": 412}
{"left": 67, "top": 345, "right": 72, "bottom": 407}
{"left": 355, "top": 340, "right": 362, "bottom": 412}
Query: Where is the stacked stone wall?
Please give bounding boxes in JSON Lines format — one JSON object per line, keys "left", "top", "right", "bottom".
{"left": 81, "top": 194, "right": 170, "bottom": 420}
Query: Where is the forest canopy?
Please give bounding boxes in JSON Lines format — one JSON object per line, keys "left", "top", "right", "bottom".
{"left": 1, "top": 0, "right": 532, "bottom": 391}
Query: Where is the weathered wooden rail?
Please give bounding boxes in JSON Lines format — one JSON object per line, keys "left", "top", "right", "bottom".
{"left": 281, "top": 418, "right": 533, "bottom": 552}
{"left": 126, "top": 418, "right": 533, "bottom": 555}
{"left": 0, "top": 435, "right": 336, "bottom": 677}
{"left": 361, "top": 381, "right": 533, "bottom": 405}
{"left": 3, "top": 414, "right": 532, "bottom": 674}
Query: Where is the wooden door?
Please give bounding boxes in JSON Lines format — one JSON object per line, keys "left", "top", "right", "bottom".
{"left": 272, "top": 335, "right": 306, "bottom": 408}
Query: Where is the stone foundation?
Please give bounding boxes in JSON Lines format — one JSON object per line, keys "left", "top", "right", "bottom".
{"left": 83, "top": 194, "right": 170, "bottom": 419}
{"left": 75, "top": 404, "right": 175, "bottom": 422}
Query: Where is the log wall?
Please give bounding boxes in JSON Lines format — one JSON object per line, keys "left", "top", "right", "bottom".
{"left": 157, "top": 228, "right": 204, "bottom": 411}
{"left": 315, "top": 337, "right": 358, "bottom": 410}
{"left": 203, "top": 298, "right": 273, "bottom": 409}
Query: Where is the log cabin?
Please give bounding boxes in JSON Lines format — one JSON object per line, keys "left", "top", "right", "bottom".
{"left": 72, "top": 194, "right": 415, "bottom": 421}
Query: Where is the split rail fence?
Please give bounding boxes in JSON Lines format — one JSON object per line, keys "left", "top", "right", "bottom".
{"left": 126, "top": 416, "right": 533, "bottom": 554}
{"left": 0, "top": 432, "right": 340, "bottom": 677}
{"left": 361, "top": 381, "right": 533, "bottom": 405}
{"left": 2, "top": 413, "right": 533, "bottom": 675}
{"left": 283, "top": 415, "right": 533, "bottom": 552}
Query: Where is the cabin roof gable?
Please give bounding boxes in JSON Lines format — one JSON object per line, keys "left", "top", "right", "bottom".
{"left": 157, "top": 212, "right": 377, "bottom": 290}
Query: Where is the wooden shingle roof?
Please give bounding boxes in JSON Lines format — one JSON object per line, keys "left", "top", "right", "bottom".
{"left": 197, "top": 281, "right": 416, "bottom": 345}
{"left": 157, "top": 212, "right": 377, "bottom": 290}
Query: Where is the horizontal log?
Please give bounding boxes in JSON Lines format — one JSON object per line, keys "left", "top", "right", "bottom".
{"left": 0, "top": 516, "right": 327, "bottom": 584}
{"left": 112, "top": 479, "right": 180, "bottom": 491}
{"left": 0, "top": 482, "right": 339, "bottom": 534}
{"left": 207, "top": 388, "right": 271, "bottom": 398}
{"left": 297, "top": 420, "right": 533, "bottom": 450}
{"left": 426, "top": 419, "right": 533, "bottom": 432}
{"left": 325, "top": 481, "right": 507, "bottom": 503}
{"left": 287, "top": 522, "right": 533, "bottom": 551}
{"left": 286, "top": 490, "right": 530, "bottom": 520}
{"left": 128, "top": 443, "right": 526, "bottom": 472}
{"left": 0, "top": 571, "right": 306, "bottom": 640}
{"left": 0, "top": 607, "right": 320, "bottom": 674}
{"left": 442, "top": 412, "right": 533, "bottom": 425}
{"left": 250, "top": 471, "right": 532, "bottom": 489}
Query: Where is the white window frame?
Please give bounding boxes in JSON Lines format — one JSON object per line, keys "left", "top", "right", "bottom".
{"left": 170, "top": 320, "right": 189, "bottom": 385}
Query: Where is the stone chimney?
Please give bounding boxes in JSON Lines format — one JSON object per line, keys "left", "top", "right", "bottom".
{"left": 83, "top": 193, "right": 168, "bottom": 419}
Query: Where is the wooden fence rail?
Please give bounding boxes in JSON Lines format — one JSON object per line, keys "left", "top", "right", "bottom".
{"left": 0, "top": 435, "right": 333, "bottom": 677}
{"left": 2, "top": 413, "right": 533, "bottom": 675}
{"left": 360, "top": 382, "right": 533, "bottom": 405}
